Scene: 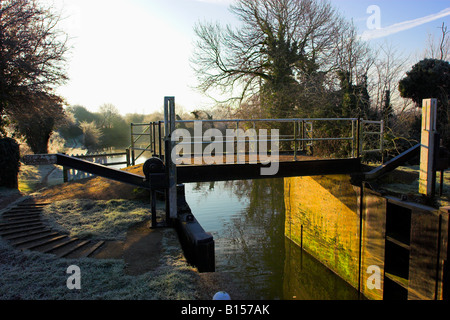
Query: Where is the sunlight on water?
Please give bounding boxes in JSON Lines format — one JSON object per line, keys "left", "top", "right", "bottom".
{"left": 184, "top": 179, "right": 361, "bottom": 300}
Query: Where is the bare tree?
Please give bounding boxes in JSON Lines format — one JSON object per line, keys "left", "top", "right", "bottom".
{"left": 191, "top": 0, "right": 364, "bottom": 118}
{"left": 369, "top": 42, "right": 410, "bottom": 119}
{"left": 333, "top": 22, "right": 373, "bottom": 86}
{"left": 424, "top": 22, "right": 450, "bottom": 61}
{"left": 98, "top": 103, "right": 120, "bottom": 129}
{"left": 0, "top": 0, "right": 69, "bottom": 136}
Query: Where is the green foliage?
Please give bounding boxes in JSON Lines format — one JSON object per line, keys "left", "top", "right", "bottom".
{"left": 11, "top": 95, "right": 65, "bottom": 154}
{"left": 58, "top": 110, "right": 83, "bottom": 141}
{"left": 398, "top": 59, "right": 450, "bottom": 106}
{"left": 98, "top": 104, "right": 129, "bottom": 148}
{"left": 399, "top": 58, "right": 450, "bottom": 148}
{"left": 382, "top": 90, "right": 394, "bottom": 126}
{"left": 79, "top": 121, "right": 103, "bottom": 152}
{"left": 124, "top": 113, "right": 146, "bottom": 124}
{"left": 337, "top": 71, "right": 371, "bottom": 119}
{"left": 58, "top": 104, "right": 132, "bottom": 151}
{"left": 0, "top": 138, "right": 20, "bottom": 188}
{"left": 68, "top": 105, "right": 101, "bottom": 124}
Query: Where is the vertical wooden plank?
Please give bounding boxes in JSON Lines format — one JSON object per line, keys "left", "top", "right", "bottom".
{"left": 419, "top": 98, "right": 437, "bottom": 196}
{"left": 164, "top": 97, "right": 177, "bottom": 220}
{"left": 408, "top": 204, "right": 440, "bottom": 299}
{"left": 440, "top": 207, "right": 450, "bottom": 300}
{"left": 380, "top": 120, "right": 385, "bottom": 163}
{"left": 360, "top": 186, "right": 386, "bottom": 300}
{"left": 293, "top": 121, "right": 297, "bottom": 160}
{"left": 130, "top": 124, "right": 135, "bottom": 166}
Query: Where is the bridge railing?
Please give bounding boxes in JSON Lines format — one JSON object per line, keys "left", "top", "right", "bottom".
{"left": 360, "top": 120, "right": 385, "bottom": 160}
{"left": 130, "top": 122, "right": 163, "bottom": 165}
{"left": 129, "top": 118, "right": 384, "bottom": 165}
{"left": 62, "top": 151, "right": 130, "bottom": 182}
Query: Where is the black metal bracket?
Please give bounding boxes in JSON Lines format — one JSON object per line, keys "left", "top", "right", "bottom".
{"left": 143, "top": 158, "right": 171, "bottom": 228}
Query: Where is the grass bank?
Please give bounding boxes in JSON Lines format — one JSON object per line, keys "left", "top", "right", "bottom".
{"left": 0, "top": 228, "right": 200, "bottom": 300}
{"left": 1, "top": 164, "right": 225, "bottom": 300}
{"left": 42, "top": 199, "right": 154, "bottom": 241}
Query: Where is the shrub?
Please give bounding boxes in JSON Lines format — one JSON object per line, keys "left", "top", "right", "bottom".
{"left": 0, "top": 138, "right": 20, "bottom": 188}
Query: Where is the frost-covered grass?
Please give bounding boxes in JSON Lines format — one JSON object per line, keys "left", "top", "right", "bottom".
{"left": 0, "top": 198, "right": 203, "bottom": 300}
{"left": 42, "top": 199, "right": 153, "bottom": 240}
{"left": 0, "top": 229, "right": 200, "bottom": 300}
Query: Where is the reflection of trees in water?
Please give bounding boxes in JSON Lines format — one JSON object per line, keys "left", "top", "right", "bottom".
{"left": 195, "top": 178, "right": 360, "bottom": 299}
{"left": 218, "top": 178, "right": 286, "bottom": 299}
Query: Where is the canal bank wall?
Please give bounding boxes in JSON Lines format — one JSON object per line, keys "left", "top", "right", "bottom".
{"left": 284, "top": 175, "right": 449, "bottom": 300}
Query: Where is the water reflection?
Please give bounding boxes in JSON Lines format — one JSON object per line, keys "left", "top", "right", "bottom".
{"left": 184, "top": 178, "right": 360, "bottom": 300}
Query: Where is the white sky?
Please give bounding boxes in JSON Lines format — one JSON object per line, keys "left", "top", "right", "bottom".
{"left": 55, "top": 0, "right": 205, "bottom": 115}
{"left": 51, "top": 0, "right": 450, "bottom": 116}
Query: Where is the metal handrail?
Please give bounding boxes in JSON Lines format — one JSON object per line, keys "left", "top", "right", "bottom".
{"left": 129, "top": 118, "right": 384, "bottom": 165}
{"left": 131, "top": 117, "right": 360, "bottom": 125}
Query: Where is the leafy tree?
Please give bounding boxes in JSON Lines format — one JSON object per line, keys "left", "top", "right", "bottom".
{"left": 0, "top": 137, "right": 20, "bottom": 188}
{"left": 100, "top": 116, "right": 129, "bottom": 149}
{"left": 58, "top": 105, "right": 101, "bottom": 146}
{"left": 337, "top": 71, "right": 370, "bottom": 119}
{"left": 67, "top": 105, "right": 100, "bottom": 124}
{"left": 382, "top": 90, "right": 393, "bottom": 126}
{"left": 97, "top": 104, "right": 129, "bottom": 148}
{"left": 58, "top": 109, "right": 83, "bottom": 142}
{"left": 399, "top": 58, "right": 450, "bottom": 147}
{"left": 10, "top": 93, "right": 65, "bottom": 153}
{"left": 398, "top": 59, "right": 450, "bottom": 107}
{"left": 124, "top": 113, "right": 145, "bottom": 124}
{"left": 79, "top": 121, "right": 103, "bottom": 152}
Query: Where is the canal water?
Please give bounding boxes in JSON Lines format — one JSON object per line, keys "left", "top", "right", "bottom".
{"left": 184, "top": 178, "right": 361, "bottom": 300}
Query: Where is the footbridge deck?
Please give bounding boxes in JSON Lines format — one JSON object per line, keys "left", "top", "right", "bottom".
{"left": 176, "top": 156, "right": 361, "bottom": 183}
{"left": 22, "top": 153, "right": 362, "bottom": 186}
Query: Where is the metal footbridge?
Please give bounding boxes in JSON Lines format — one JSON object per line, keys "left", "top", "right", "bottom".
{"left": 23, "top": 97, "right": 385, "bottom": 226}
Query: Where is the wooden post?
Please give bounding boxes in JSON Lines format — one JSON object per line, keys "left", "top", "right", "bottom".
{"left": 164, "top": 97, "right": 177, "bottom": 220}
{"left": 152, "top": 122, "right": 156, "bottom": 155}
{"left": 158, "top": 121, "right": 162, "bottom": 159}
{"left": 293, "top": 121, "right": 298, "bottom": 160}
{"left": 63, "top": 167, "right": 68, "bottom": 182}
{"left": 419, "top": 99, "right": 438, "bottom": 196}
{"left": 351, "top": 120, "right": 355, "bottom": 158}
{"left": 301, "top": 120, "right": 305, "bottom": 152}
{"left": 126, "top": 149, "right": 130, "bottom": 167}
{"left": 130, "top": 124, "right": 135, "bottom": 166}
{"left": 380, "top": 120, "right": 385, "bottom": 163}
{"left": 356, "top": 119, "right": 361, "bottom": 159}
